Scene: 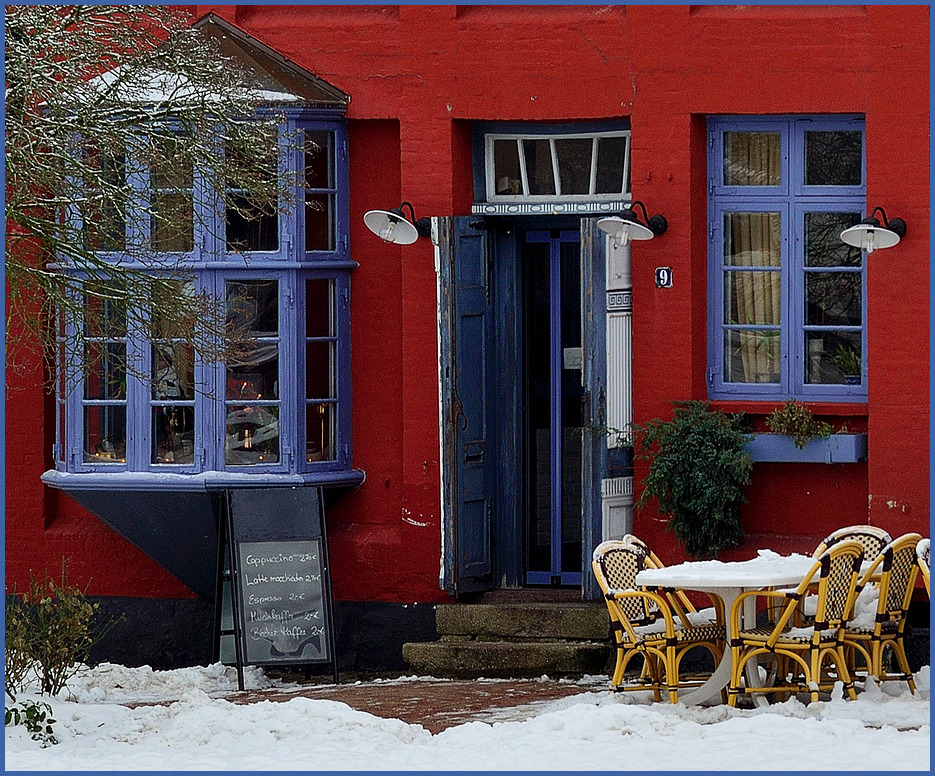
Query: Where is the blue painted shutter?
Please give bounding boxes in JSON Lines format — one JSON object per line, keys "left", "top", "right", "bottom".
{"left": 439, "top": 217, "right": 494, "bottom": 595}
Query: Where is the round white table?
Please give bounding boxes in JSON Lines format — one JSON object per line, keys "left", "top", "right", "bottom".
{"left": 635, "top": 552, "right": 817, "bottom": 706}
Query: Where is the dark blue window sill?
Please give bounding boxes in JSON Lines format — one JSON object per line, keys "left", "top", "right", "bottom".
{"left": 41, "top": 469, "right": 365, "bottom": 492}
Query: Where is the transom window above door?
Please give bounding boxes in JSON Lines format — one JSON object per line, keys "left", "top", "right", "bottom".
{"left": 472, "top": 121, "right": 631, "bottom": 215}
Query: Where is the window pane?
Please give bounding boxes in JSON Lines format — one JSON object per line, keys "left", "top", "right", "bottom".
{"left": 305, "top": 193, "right": 334, "bottom": 251}
{"left": 805, "top": 212, "right": 862, "bottom": 267}
{"left": 152, "top": 343, "right": 194, "bottom": 400}
{"left": 522, "top": 139, "right": 555, "bottom": 195}
{"left": 305, "top": 131, "right": 333, "bottom": 188}
{"left": 493, "top": 139, "right": 521, "bottom": 194}
{"left": 555, "top": 138, "right": 593, "bottom": 195}
{"left": 150, "top": 279, "right": 197, "bottom": 340}
{"left": 226, "top": 194, "right": 278, "bottom": 252}
{"left": 85, "top": 342, "right": 126, "bottom": 399}
{"left": 725, "top": 271, "right": 781, "bottom": 325}
{"left": 226, "top": 280, "right": 279, "bottom": 336}
{"left": 724, "top": 212, "right": 781, "bottom": 266}
{"left": 151, "top": 192, "right": 194, "bottom": 252}
{"left": 225, "top": 405, "right": 279, "bottom": 465}
{"left": 805, "top": 131, "right": 862, "bottom": 186}
{"left": 306, "top": 403, "right": 335, "bottom": 462}
{"left": 305, "top": 279, "right": 333, "bottom": 337}
{"left": 805, "top": 272, "right": 861, "bottom": 326}
{"left": 724, "top": 132, "right": 781, "bottom": 186}
{"left": 152, "top": 406, "right": 195, "bottom": 464}
{"left": 724, "top": 330, "right": 780, "bottom": 383}
{"left": 226, "top": 344, "right": 279, "bottom": 400}
{"left": 306, "top": 341, "right": 334, "bottom": 399}
{"left": 84, "top": 296, "right": 127, "bottom": 338}
{"left": 84, "top": 151, "right": 126, "bottom": 252}
{"left": 595, "top": 136, "right": 628, "bottom": 194}
{"left": 84, "top": 405, "right": 126, "bottom": 461}
{"left": 806, "top": 332, "right": 862, "bottom": 385}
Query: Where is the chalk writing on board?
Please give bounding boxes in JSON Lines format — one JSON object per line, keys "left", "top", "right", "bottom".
{"left": 235, "top": 539, "right": 329, "bottom": 663}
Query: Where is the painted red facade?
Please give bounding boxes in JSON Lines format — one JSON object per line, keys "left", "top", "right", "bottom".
{"left": 6, "top": 6, "right": 929, "bottom": 615}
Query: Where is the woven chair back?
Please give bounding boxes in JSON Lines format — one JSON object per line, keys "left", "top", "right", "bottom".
{"left": 812, "top": 539, "right": 865, "bottom": 628}
{"left": 872, "top": 534, "right": 922, "bottom": 618}
{"left": 592, "top": 541, "right": 654, "bottom": 625}
{"left": 815, "top": 525, "right": 892, "bottom": 560}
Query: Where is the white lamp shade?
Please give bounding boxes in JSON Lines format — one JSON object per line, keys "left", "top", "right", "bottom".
{"left": 364, "top": 209, "right": 419, "bottom": 245}
{"left": 840, "top": 223, "right": 901, "bottom": 254}
{"left": 596, "top": 215, "right": 655, "bottom": 247}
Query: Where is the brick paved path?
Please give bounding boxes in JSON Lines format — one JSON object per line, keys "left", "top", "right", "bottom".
{"left": 231, "top": 677, "right": 607, "bottom": 734}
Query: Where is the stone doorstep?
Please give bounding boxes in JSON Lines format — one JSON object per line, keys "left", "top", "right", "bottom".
{"left": 436, "top": 602, "right": 611, "bottom": 642}
{"left": 402, "top": 640, "right": 612, "bottom": 679}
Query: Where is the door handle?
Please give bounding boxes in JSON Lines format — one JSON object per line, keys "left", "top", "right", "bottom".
{"left": 451, "top": 386, "right": 468, "bottom": 431}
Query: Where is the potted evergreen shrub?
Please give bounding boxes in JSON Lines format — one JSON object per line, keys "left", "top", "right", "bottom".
{"left": 635, "top": 401, "right": 753, "bottom": 558}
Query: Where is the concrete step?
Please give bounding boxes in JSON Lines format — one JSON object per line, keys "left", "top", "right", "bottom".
{"left": 437, "top": 602, "right": 610, "bottom": 642}
{"left": 402, "top": 639, "right": 611, "bottom": 679}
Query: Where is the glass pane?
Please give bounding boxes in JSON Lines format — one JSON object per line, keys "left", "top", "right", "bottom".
{"left": 150, "top": 279, "right": 197, "bottom": 340}
{"left": 724, "top": 212, "right": 781, "bottom": 267}
{"left": 84, "top": 151, "right": 126, "bottom": 252}
{"left": 305, "top": 341, "right": 335, "bottom": 399}
{"left": 305, "top": 279, "right": 333, "bottom": 337}
{"left": 151, "top": 192, "right": 194, "bottom": 252}
{"left": 725, "top": 271, "right": 781, "bottom": 325}
{"left": 805, "top": 212, "right": 862, "bottom": 267}
{"left": 805, "top": 131, "right": 862, "bottom": 186}
{"left": 84, "top": 405, "right": 126, "bottom": 461}
{"left": 152, "top": 406, "right": 195, "bottom": 464}
{"left": 152, "top": 343, "right": 195, "bottom": 400}
{"left": 305, "top": 403, "right": 335, "bottom": 462}
{"left": 226, "top": 194, "right": 278, "bottom": 252}
{"left": 595, "top": 135, "right": 628, "bottom": 194}
{"left": 724, "top": 131, "right": 781, "bottom": 186}
{"left": 84, "top": 342, "right": 126, "bottom": 399}
{"left": 555, "top": 138, "right": 593, "bottom": 195}
{"left": 225, "top": 404, "right": 279, "bottom": 465}
{"left": 58, "top": 404, "right": 66, "bottom": 462}
{"left": 806, "top": 332, "right": 862, "bottom": 385}
{"left": 805, "top": 272, "right": 861, "bottom": 326}
{"left": 493, "top": 139, "right": 521, "bottom": 195}
{"left": 150, "top": 138, "right": 193, "bottom": 189}
{"left": 226, "top": 344, "right": 279, "bottom": 400}
{"left": 724, "top": 330, "right": 780, "bottom": 383}
{"left": 226, "top": 280, "right": 279, "bottom": 336}
{"left": 522, "top": 139, "right": 555, "bottom": 195}
{"left": 84, "top": 296, "right": 127, "bottom": 338}
{"left": 305, "top": 131, "right": 334, "bottom": 188}
{"left": 305, "top": 193, "right": 334, "bottom": 251}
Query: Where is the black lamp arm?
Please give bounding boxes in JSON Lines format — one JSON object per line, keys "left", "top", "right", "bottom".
{"left": 868, "top": 206, "right": 907, "bottom": 238}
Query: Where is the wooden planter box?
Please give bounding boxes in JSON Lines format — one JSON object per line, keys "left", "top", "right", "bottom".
{"left": 743, "top": 433, "right": 868, "bottom": 464}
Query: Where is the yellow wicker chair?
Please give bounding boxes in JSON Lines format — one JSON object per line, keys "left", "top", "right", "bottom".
{"left": 727, "top": 539, "right": 864, "bottom": 706}
{"left": 591, "top": 540, "right": 725, "bottom": 704}
{"left": 843, "top": 533, "right": 922, "bottom": 693}
{"left": 917, "top": 539, "right": 930, "bottom": 599}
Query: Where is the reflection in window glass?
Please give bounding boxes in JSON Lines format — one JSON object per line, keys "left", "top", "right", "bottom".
{"left": 226, "top": 194, "right": 278, "bottom": 252}
{"left": 805, "top": 212, "right": 862, "bottom": 268}
{"left": 724, "top": 330, "right": 780, "bottom": 384}
{"left": 724, "top": 132, "right": 781, "bottom": 186}
{"left": 225, "top": 404, "right": 279, "bottom": 465}
{"left": 805, "top": 131, "right": 862, "bottom": 186}
{"left": 305, "top": 131, "right": 333, "bottom": 188}
{"left": 805, "top": 273, "right": 861, "bottom": 327}
{"left": 150, "top": 139, "right": 194, "bottom": 252}
{"left": 84, "top": 150, "right": 126, "bottom": 252}
{"left": 305, "top": 193, "right": 333, "bottom": 251}
{"left": 595, "top": 136, "right": 628, "bottom": 194}
{"left": 806, "top": 331, "right": 862, "bottom": 385}
{"left": 226, "top": 344, "right": 280, "bottom": 400}
{"left": 555, "top": 138, "right": 593, "bottom": 195}
{"left": 493, "top": 139, "right": 522, "bottom": 195}
{"left": 226, "top": 280, "right": 279, "bottom": 337}
{"left": 523, "top": 139, "right": 555, "bottom": 195}
{"left": 84, "top": 405, "right": 126, "bottom": 462}
{"left": 306, "top": 403, "right": 334, "bottom": 462}
{"left": 152, "top": 406, "right": 195, "bottom": 464}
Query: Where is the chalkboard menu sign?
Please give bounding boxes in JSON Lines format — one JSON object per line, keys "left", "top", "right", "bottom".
{"left": 237, "top": 540, "right": 328, "bottom": 662}
{"left": 218, "top": 487, "right": 338, "bottom": 686}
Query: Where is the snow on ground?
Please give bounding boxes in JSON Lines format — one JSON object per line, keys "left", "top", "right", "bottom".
{"left": 5, "top": 663, "right": 930, "bottom": 771}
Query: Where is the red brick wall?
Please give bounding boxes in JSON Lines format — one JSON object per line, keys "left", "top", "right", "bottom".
{"left": 6, "top": 5, "right": 928, "bottom": 601}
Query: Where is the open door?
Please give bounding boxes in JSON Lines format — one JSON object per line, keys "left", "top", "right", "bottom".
{"left": 437, "top": 217, "right": 495, "bottom": 595}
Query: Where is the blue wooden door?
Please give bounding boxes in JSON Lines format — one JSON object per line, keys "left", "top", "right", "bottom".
{"left": 438, "top": 217, "right": 494, "bottom": 594}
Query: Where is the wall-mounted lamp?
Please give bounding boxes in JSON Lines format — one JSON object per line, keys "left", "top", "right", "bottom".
{"left": 839, "top": 207, "right": 907, "bottom": 254}
{"left": 363, "top": 201, "right": 432, "bottom": 245}
{"left": 596, "top": 201, "right": 668, "bottom": 247}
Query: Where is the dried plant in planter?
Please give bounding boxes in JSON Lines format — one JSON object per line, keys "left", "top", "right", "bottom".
{"left": 766, "top": 400, "right": 832, "bottom": 449}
